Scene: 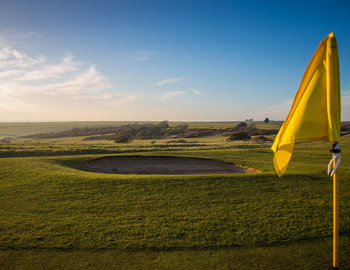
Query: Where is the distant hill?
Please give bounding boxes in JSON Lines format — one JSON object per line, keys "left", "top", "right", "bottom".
{"left": 22, "top": 122, "right": 279, "bottom": 141}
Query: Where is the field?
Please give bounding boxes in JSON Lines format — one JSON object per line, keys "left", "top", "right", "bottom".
{"left": 0, "top": 122, "right": 350, "bottom": 269}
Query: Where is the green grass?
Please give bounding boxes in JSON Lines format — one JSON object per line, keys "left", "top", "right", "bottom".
{"left": 1, "top": 236, "right": 350, "bottom": 270}
{"left": 0, "top": 136, "right": 271, "bottom": 158}
{"left": 0, "top": 131, "right": 349, "bottom": 269}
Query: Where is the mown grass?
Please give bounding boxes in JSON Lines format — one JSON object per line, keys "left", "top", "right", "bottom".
{"left": 1, "top": 236, "right": 350, "bottom": 270}
{"left": 0, "top": 133, "right": 349, "bottom": 269}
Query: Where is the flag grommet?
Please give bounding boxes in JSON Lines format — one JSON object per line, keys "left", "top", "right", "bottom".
{"left": 330, "top": 148, "right": 341, "bottom": 154}
{"left": 330, "top": 143, "right": 341, "bottom": 153}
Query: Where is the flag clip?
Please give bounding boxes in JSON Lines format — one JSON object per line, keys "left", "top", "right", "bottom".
{"left": 328, "top": 143, "right": 341, "bottom": 177}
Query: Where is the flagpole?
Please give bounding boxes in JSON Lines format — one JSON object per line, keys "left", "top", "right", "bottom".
{"left": 332, "top": 146, "right": 340, "bottom": 270}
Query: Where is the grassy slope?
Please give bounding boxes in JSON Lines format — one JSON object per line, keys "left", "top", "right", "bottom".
{"left": 0, "top": 134, "right": 349, "bottom": 269}
{"left": 0, "top": 121, "right": 153, "bottom": 139}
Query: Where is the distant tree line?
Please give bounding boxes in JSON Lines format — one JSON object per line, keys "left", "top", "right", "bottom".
{"left": 23, "top": 121, "right": 188, "bottom": 140}
{"left": 23, "top": 121, "right": 279, "bottom": 143}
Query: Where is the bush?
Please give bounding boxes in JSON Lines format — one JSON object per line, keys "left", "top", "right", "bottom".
{"left": 251, "top": 129, "right": 279, "bottom": 135}
{"left": 176, "top": 124, "right": 189, "bottom": 131}
{"left": 227, "top": 132, "right": 251, "bottom": 141}
{"left": 249, "top": 136, "right": 271, "bottom": 142}
{"left": 166, "top": 139, "right": 187, "bottom": 144}
{"left": 115, "top": 133, "right": 134, "bottom": 143}
{"left": 235, "top": 122, "right": 247, "bottom": 130}
{"left": 246, "top": 123, "right": 258, "bottom": 135}
{"left": 157, "top": 120, "right": 169, "bottom": 129}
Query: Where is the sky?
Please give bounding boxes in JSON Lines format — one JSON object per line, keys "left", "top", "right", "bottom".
{"left": 0, "top": 0, "right": 349, "bottom": 122}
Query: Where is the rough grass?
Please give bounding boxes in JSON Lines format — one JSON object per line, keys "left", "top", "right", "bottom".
{"left": 0, "top": 137, "right": 269, "bottom": 158}
{"left": 0, "top": 131, "right": 349, "bottom": 269}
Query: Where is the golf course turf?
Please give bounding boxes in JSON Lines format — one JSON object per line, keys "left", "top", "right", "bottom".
{"left": 1, "top": 123, "right": 350, "bottom": 269}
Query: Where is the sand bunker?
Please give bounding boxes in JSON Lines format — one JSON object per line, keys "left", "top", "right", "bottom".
{"left": 83, "top": 156, "right": 258, "bottom": 175}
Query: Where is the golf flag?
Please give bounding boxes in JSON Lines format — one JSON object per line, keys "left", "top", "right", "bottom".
{"left": 271, "top": 32, "right": 341, "bottom": 177}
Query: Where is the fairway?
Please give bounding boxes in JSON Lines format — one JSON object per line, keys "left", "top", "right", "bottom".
{"left": 1, "top": 124, "right": 350, "bottom": 269}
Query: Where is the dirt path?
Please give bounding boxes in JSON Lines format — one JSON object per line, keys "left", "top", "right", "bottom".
{"left": 83, "top": 156, "right": 258, "bottom": 175}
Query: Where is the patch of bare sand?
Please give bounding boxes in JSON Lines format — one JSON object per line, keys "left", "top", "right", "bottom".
{"left": 83, "top": 156, "right": 259, "bottom": 175}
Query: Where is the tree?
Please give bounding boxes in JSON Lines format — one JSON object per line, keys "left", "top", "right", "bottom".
{"left": 264, "top": 118, "right": 270, "bottom": 123}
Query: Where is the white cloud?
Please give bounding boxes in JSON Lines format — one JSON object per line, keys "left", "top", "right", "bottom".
{"left": 49, "top": 65, "right": 112, "bottom": 94}
{"left": 72, "top": 93, "right": 138, "bottom": 103}
{"left": 0, "top": 44, "right": 138, "bottom": 121}
{"left": 0, "top": 46, "right": 45, "bottom": 68}
{"left": 154, "top": 78, "right": 182, "bottom": 86}
{"left": 190, "top": 88, "right": 201, "bottom": 95}
{"left": 0, "top": 64, "right": 111, "bottom": 97}
{"left": 17, "top": 54, "right": 78, "bottom": 81}
{"left": 156, "top": 91, "right": 186, "bottom": 100}
{"left": 0, "top": 69, "right": 24, "bottom": 79}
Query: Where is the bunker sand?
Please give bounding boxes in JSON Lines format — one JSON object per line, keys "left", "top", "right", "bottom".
{"left": 83, "top": 156, "right": 258, "bottom": 175}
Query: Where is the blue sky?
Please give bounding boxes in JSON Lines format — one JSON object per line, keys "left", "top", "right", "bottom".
{"left": 0, "top": 0, "right": 349, "bottom": 121}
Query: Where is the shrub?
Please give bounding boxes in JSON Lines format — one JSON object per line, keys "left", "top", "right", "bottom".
{"left": 157, "top": 120, "right": 169, "bottom": 129}
{"left": 115, "top": 133, "right": 134, "bottom": 143}
{"left": 249, "top": 136, "right": 271, "bottom": 142}
{"left": 235, "top": 122, "right": 247, "bottom": 130}
{"left": 176, "top": 124, "right": 189, "bottom": 131}
{"left": 246, "top": 123, "right": 258, "bottom": 135}
{"left": 227, "top": 132, "right": 251, "bottom": 141}
{"left": 166, "top": 139, "right": 187, "bottom": 144}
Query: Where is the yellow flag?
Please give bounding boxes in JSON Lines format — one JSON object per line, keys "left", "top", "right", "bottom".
{"left": 271, "top": 32, "right": 341, "bottom": 177}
